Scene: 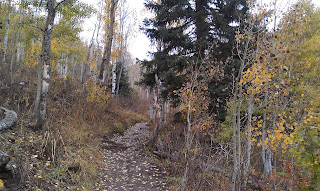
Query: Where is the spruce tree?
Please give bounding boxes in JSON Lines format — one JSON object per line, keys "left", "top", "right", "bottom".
{"left": 141, "top": 0, "right": 248, "bottom": 119}
{"left": 141, "top": 0, "right": 193, "bottom": 101}
{"left": 208, "top": 0, "right": 248, "bottom": 121}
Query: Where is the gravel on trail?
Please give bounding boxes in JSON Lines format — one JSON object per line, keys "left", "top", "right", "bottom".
{"left": 95, "top": 123, "right": 169, "bottom": 191}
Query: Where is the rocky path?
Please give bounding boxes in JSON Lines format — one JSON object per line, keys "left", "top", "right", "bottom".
{"left": 95, "top": 123, "right": 168, "bottom": 191}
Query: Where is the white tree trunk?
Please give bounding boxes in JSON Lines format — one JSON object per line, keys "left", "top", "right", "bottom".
{"left": 82, "top": 27, "right": 96, "bottom": 87}
{"left": 180, "top": 100, "right": 191, "bottom": 191}
{"left": 35, "top": 0, "right": 65, "bottom": 129}
{"left": 98, "top": 0, "right": 119, "bottom": 85}
{"left": 146, "top": 88, "right": 149, "bottom": 100}
{"left": 111, "top": 63, "right": 117, "bottom": 96}
{"left": 9, "top": 10, "right": 22, "bottom": 86}
{"left": 116, "top": 62, "right": 123, "bottom": 96}
{"left": 232, "top": 62, "right": 245, "bottom": 191}
{"left": 1, "top": 1, "right": 11, "bottom": 65}
{"left": 262, "top": 92, "right": 272, "bottom": 177}
{"left": 152, "top": 74, "right": 161, "bottom": 143}
{"left": 161, "top": 100, "right": 166, "bottom": 124}
{"left": 244, "top": 94, "right": 253, "bottom": 183}
{"left": 33, "top": 47, "right": 43, "bottom": 118}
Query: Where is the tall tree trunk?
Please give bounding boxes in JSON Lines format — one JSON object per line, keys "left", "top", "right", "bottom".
{"left": 0, "top": 2, "right": 2, "bottom": 43}
{"left": 93, "top": 20, "right": 102, "bottom": 79}
{"left": 116, "top": 62, "right": 123, "bottom": 96}
{"left": 9, "top": 9, "right": 22, "bottom": 87}
{"left": 161, "top": 100, "right": 167, "bottom": 124}
{"left": 181, "top": 100, "right": 191, "bottom": 191}
{"left": 181, "top": 72, "right": 197, "bottom": 191}
{"left": 34, "top": 0, "right": 65, "bottom": 129}
{"left": 33, "top": 43, "right": 43, "bottom": 118}
{"left": 1, "top": 0, "right": 11, "bottom": 66}
{"left": 244, "top": 94, "right": 253, "bottom": 184}
{"left": 232, "top": 68, "right": 244, "bottom": 191}
{"left": 262, "top": 91, "right": 272, "bottom": 177}
{"left": 111, "top": 62, "right": 116, "bottom": 96}
{"left": 16, "top": 9, "right": 23, "bottom": 65}
{"left": 82, "top": 27, "right": 96, "bottom": 87}
{"left": 98, "top": 0, "right": 119, "bottom": 85}
{"left": 153, "top": 74, "right": 161, "bottom": 143}
{"left": 146, "top": 88, "right": 149, "bottom": 100}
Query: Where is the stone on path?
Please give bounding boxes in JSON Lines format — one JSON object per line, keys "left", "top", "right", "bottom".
{"left": 95, "top": 123, "right": 168, "bottom": 191}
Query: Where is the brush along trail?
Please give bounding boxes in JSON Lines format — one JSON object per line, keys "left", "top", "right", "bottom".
{"left": 95, "top": 123, "right": 168, "bottom": 191}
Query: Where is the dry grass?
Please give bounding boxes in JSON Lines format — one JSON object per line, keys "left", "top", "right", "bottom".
{"left": 0, "top": 76, "right": 149, "bottom": 190}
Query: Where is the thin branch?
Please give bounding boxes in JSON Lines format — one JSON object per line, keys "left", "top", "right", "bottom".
{"left": 55, "top": 0, "right": 66, "bottom": 9}
{"left": 20, "top": 23, "right": 44, "bottom": 32}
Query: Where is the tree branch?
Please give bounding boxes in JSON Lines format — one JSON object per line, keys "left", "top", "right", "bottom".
{"left": 55, "top": 0, "right": 66, "bottom": 9}
{"left": 20, "top": 23, "right": 44, "bottom": 32}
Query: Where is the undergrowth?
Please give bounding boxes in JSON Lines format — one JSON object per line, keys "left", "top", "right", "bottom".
{"left": 0, "top": 77, "right": 149, "bottom": 190}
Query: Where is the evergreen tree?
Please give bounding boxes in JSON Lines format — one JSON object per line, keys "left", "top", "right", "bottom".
{"left": 141, "top": 0, "right": 248, "bottom": 119}
{"left": 208, "top": 0, "right": 248, "bottom": 121}
{"left": 141, "top": 0, "right": 193, "bottom": 102}
{"left": 116, "top": 63, "right": 132, "bottom": 97}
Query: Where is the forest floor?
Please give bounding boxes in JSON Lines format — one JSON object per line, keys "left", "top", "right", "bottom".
{"left": 94, "top": 123, "right": 169, "bottom": 191}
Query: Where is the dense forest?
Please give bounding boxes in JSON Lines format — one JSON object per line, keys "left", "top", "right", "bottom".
{"left": 0, "top": 0, "right": 320, "bottom": 190}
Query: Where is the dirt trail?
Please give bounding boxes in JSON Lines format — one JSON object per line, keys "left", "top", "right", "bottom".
{"left": 95, "top": 123, "right": 168, "bottom": 191}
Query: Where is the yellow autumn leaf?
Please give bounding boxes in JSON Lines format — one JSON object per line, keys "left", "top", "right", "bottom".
{"left": 275, "top": 132, "right": 283, "bottom": 141}
{"left": 0, "top": 179, "right": 4, "bottom": 188}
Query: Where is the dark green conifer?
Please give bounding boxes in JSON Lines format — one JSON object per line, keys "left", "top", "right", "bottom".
{"left": 141, "top": 0, "right": 248, "bottom": 120}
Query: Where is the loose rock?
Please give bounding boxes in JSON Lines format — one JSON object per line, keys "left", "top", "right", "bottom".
{"left": 95, "top": 123, "right": 168, "bottom": 191}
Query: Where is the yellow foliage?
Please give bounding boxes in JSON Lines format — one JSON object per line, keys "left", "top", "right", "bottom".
{"left": 23, "top": 40, "right": 42, "bottom": 68}
{"left": 85, "top": 77, "right": 110, "bottom": 104}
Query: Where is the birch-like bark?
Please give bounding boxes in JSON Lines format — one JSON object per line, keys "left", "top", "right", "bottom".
{"left": 153, "top": 74, "right": 161, "bottom": 143}
{"left": 9, "top": 10, "right": 22, "bottom": 87}
{"left": 116, "top": 62, "right": 123, "bottom": 96}
{"left": 35, "top": 0, "right": 65, "bottom": 129}
{"left": 181, "top": 100, "right": 191, "bottom": 191}
{"left": 232, "top": 53, "right": 247, "bottom": 191}
{"left": 82, "top": 27, "right": 96, "bottom": 86}
{"left": 0, "top": 2, "right": 2, "bottom": 26}
{"left": 244, "top": 94, "right": 253, "bottom": 183}
{"left": 98, "top": 0, "right": 119, "bottom": 85}
{"left": 181, "top": 71, "right": 197, "bottom": 191}
{"left": 146, "top": 88, "right": 149, "bottom": 100}
{"left": 34, "top": 43, "right": 43, "bottom": 117}
{"left": 94, "top": 14, "right": 102, "bottom": 79}
{"left": 111, "top": 63, "right": 116, "bottom": 96}
{"left": 1, "top": 0, "right": 11, "bottom": 65}
{"left": 232, "top": 78, "right": 243, "bottom": 191}
{"left": 161, "top": 100, "right": 167, "bottom": 124}
{"left": 0, "top": 3, "right": 2, "bottom": 42}
{"left": 16, "top": 10, "right": 23, "bottom": 65}
{"left": 261, "top": 91, "right": 271, "bottom": 177}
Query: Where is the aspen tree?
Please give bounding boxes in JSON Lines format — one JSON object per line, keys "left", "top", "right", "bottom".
{"left": 98, "top": 0, "right": 119, "bottom": 85}
{"left": 1, "top": 0, "right": 11, "bottom": 66}
{"left": 34, "top": 0, "right": 66, "bottom": 129}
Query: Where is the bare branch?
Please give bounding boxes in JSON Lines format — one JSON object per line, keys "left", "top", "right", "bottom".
{"left": 55, "top": 0, "right": 66, "bottom": 9}
{"left": 20, "top": 22, "right": 44, "bottom": 32}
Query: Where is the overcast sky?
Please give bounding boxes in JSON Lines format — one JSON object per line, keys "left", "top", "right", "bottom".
{"left": 79, "top": 0, "right": 320, "bottom": 61}
{"left": 79, "top": 0, "right": 152, "bottom": 61}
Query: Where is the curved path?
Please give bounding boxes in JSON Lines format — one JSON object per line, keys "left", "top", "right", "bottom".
{"left": 95, "top": 123, "right": 168, "bottom": 191}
